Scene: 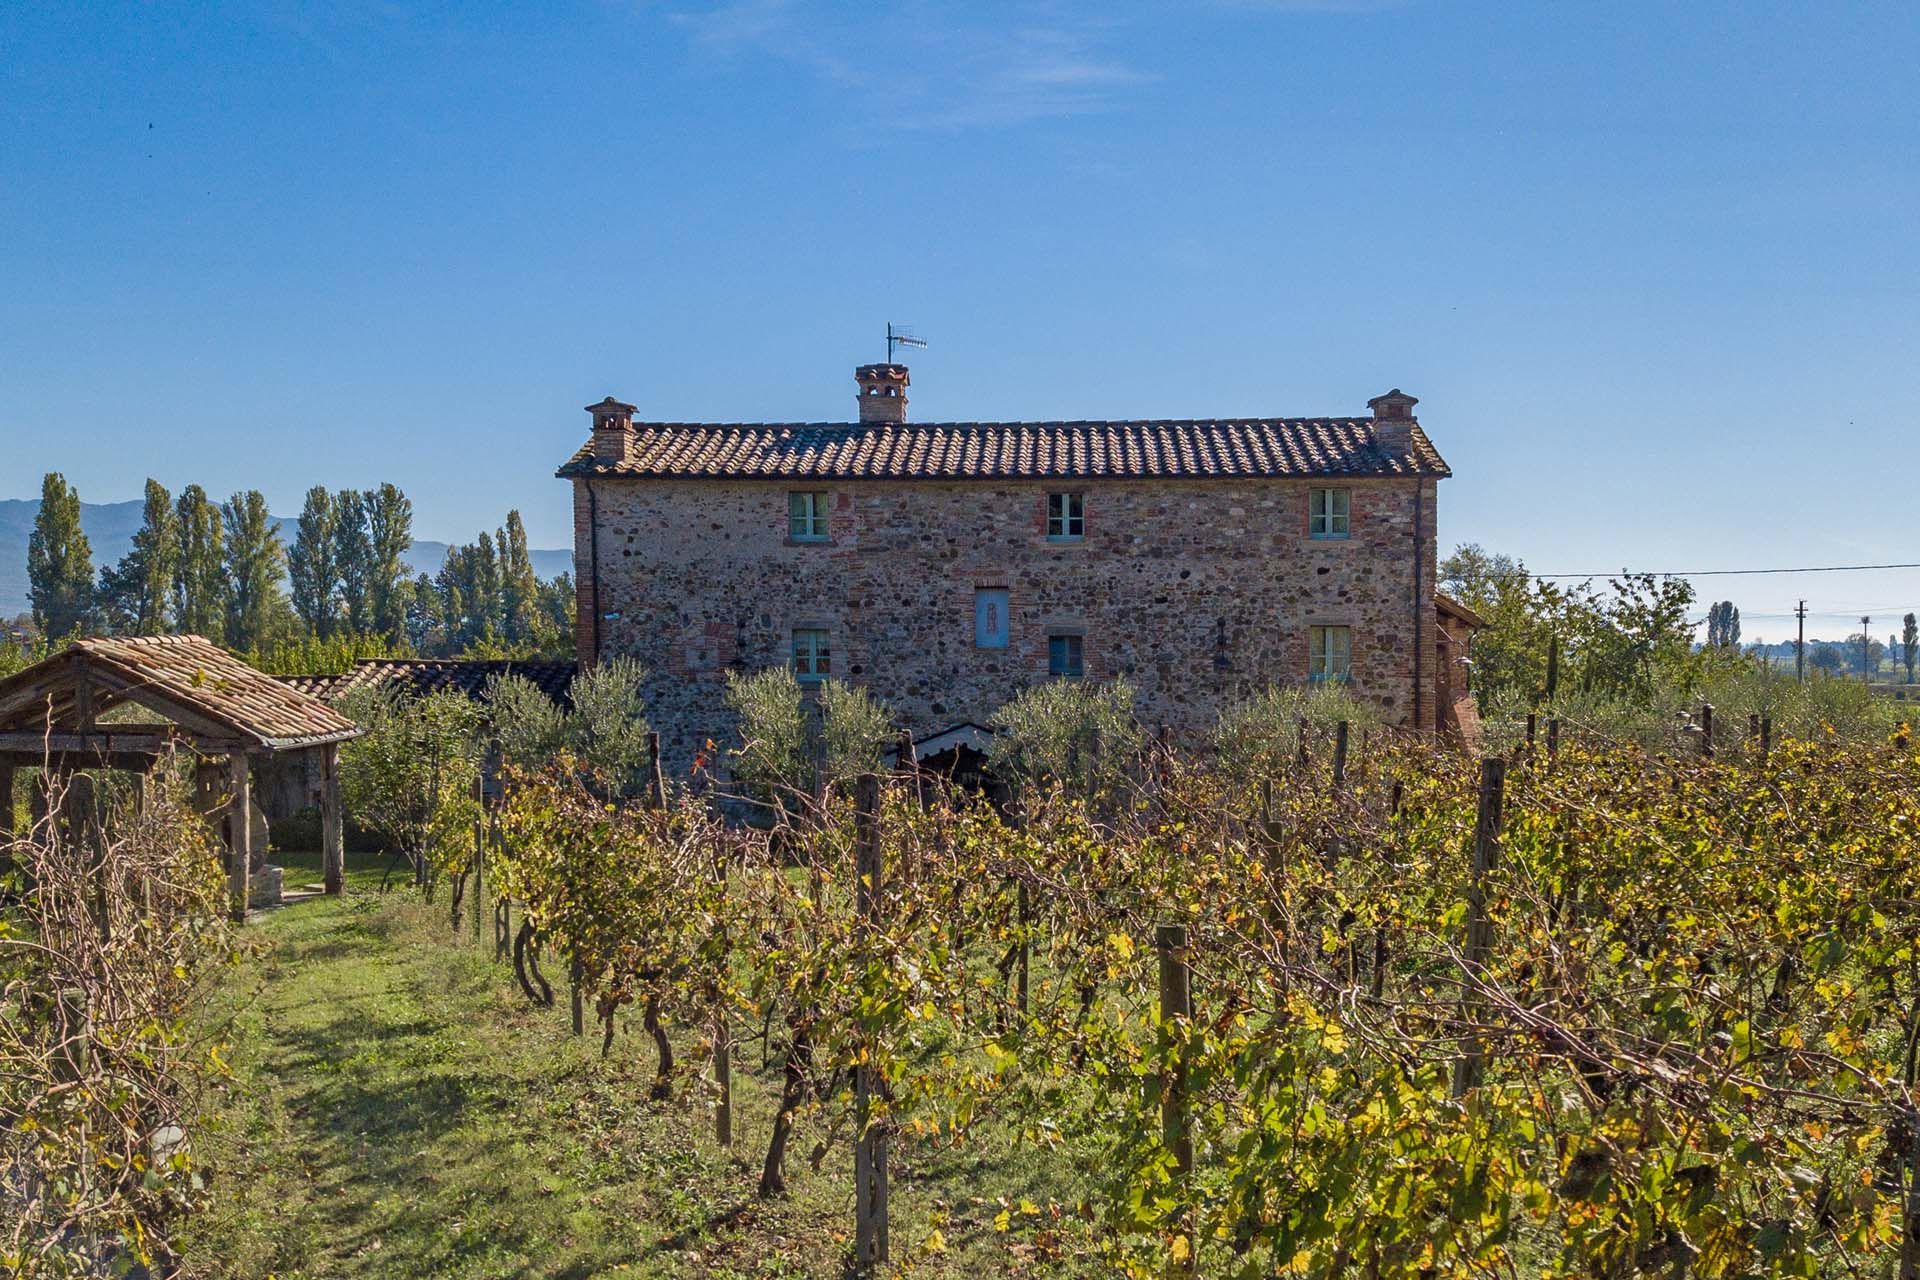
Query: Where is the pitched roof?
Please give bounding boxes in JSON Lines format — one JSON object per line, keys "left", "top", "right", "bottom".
{"left": 0, "top": 635, "right": 360, "bottom": 751}
{"left": 557, "top": 418, "right": 1449, "bottom": 482}
{"left": 279, "top": 658, "right": 578, "bottom": 707}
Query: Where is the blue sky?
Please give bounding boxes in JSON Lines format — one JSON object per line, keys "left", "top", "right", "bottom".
{"left": 3, "top": 1, "right": 1915, "bottom": 638}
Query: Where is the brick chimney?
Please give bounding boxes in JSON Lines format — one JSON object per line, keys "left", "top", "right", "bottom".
{"left": 588, "top": 396, "right": 637, "bottom": 463}
{"left": 1368, "top": 388, "right": 1418, "bottom": 452}
{"left": 854, "top": 364, "right": 909, "bottom": 424}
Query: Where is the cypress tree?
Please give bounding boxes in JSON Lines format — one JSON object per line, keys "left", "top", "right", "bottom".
{"left": 27, "top": 472, "right": 95, "bottom": 640}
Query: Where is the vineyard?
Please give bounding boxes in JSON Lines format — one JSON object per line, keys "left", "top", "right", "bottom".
{"left": 461, "top": 716, "right": 1920, "bottom": 1278}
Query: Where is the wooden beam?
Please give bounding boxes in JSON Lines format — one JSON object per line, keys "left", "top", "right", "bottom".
{"left": 320, "top": 741, "right": 344, "bottom": 896}
{"left": 227, "top": 753, "right": 251, "bottom": 925}
{"left": 0, "top": 732, "right": 250, "bottom": 757}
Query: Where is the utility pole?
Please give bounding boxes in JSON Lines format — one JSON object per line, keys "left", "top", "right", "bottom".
{"left": 1863, "top": 615, "right": 1873, "bottom": 684}
{"left": 1795, "top": 600, "right": 1807, "bottom": 683}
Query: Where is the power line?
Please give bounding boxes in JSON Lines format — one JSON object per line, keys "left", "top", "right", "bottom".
{"left": 1528, "top": 561, "right": 1920, "bottom": 580}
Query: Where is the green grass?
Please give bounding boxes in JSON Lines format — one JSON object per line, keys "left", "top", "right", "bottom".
{"left": 178, "top": 850, "right": 1101, "bottom": 1279}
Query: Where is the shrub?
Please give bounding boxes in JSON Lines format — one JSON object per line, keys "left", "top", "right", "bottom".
{"left": 989, "top": 678, "right": 1141, "bottom": 806}
{"left": 1212, "top": 683, "right": 1380, "bottom": 781}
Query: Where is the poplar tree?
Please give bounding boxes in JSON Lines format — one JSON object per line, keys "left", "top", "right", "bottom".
{"left": 332, "top": 489, "right": 373, "bottom": 636}
{"left": 98, "top": 478, "right": 178, "bottom": 634}
{"left": 222, "top": 490, "right": 290, "bottom": 651}
{"left": 27, "top": 472, "right": 95, "bottom": 640}
{"left": 173, "top": 484, "right": 226, "bottom": 640}
{"left": 364, "top": 483, "right": 414, "bottom": 642}
{"left": 499, "top": 510, "right": 539, "bottom": 643}
{"left": 289, "top": 486, "right": 342, "bottom": 638}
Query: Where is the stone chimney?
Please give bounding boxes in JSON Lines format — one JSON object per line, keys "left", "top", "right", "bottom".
{"left": 1368, "top": 388, "right": 1419, "bottom": 452}
{"left": 854, "top": 364, "right": 909, "bottom": 424}
{"left": 588, "top": 396, "right": 637, "bottom": 464}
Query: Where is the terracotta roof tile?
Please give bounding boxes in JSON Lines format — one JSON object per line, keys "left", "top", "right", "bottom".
{"left": 0, "top": 636, "right": 362, "bottom": 750}
{"left": 556, "top": 418, "right": 1450, "bottom": 482}
{"left": 279, "top": 658, "right": 578, "bottom": 708}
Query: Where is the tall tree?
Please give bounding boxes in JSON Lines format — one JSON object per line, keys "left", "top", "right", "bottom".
{"left": 1705, "top": 601, "right": 1741, "bottom": 649}
{"left": 288, "top": 486, "right": 343, "bottom": 638}
{"left": 1904, "top": 613, "right": 1917, "bottom": 685}
{"left": 499, "top": 510, "right": 539, "bottom": 643}
{"left": 97, "top": 478, "right": 177, "bottom": 635}
{"left": 27, "top": 472, "right": 95, "bottom": 640}
{"left": 332, "top": 489, "right": 373, "bottom": 636}
{"left": 173, "top": 484, "right": 226, "bottom": 640}
{"left": 364, "top": 483, "right": 414, "bottom": 642}
{"left": 222, "top": 490, "right": 290, "bottom": 651}
{"left": 405, "top": 570, "right": 445, "bottom": 653}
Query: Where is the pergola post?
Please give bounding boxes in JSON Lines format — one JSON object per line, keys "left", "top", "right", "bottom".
{"left": 227, "top": 752, "right": 252, "bottom": 924}
{"left": 320, "top": 741, "right": 344, "bottom": 896}
{"left": 0, "top": 760, "right": 15, "bottom": 882}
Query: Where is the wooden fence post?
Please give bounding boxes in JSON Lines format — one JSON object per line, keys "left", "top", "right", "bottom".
{"left": 1452, "top": 756, "right": 1505, "bottom": 1098}
{"left": 1331, "top": 720, "right": 1349, "bottom": 791}
{"left": 853, "top": 774, "right": 888, "bottom": 1273}
{"left": 1158, "top": 922, "right": 1194, "bottom": 1272}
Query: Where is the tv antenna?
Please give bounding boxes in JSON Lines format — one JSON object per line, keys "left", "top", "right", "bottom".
{"left": 886, "top": 322, "right": 928, "bottom": 364}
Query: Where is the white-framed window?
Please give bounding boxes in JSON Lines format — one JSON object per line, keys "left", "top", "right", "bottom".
{"left": 1047, "top": 492, "right": 1085, "bottom": 540}
{"left": 788, "top": 491, "right": 829, "bottom": 541}
{"left": 1048, "top": 633, "right": 1084, "bottom": 678}
{"left": 792, "top": 628, "right": 830, "bottom": 682}
{"left": 1309, "top": 487, "right": 1351, "bottom": 539}
{"left": 1309, "top": 625, "right": 1352, "bottom": 684}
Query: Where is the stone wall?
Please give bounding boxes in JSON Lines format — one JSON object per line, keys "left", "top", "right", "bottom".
{"left": 573, "top": 475, "right": 1440, "bottom": 777}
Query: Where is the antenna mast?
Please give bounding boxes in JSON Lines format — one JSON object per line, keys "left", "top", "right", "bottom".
{"left": 886, "top": 322, "right": 928, "bottom": 364}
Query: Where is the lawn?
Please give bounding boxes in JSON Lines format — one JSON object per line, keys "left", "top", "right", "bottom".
{"left": 177, "top": 850, "right": 1101, "bottom": 1279}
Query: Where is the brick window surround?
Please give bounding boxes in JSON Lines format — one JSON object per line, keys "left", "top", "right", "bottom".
{"left": 788, "top": 491, "right": 830, "bottom": 541}
{"left": 792, "top": 627, "right": 830, "bottom": 681}
{"left": 1309, "top": 487, "right": 1351, "bottom": 539}
{"left": 1046, "top": 492, "right": 1085, "bottom": 541}
{"left": 1048, "top": 633, "right": 1085, "bottom": 678}
{"left": 1309, "top": 625, "right": 1352, "bottom": 683}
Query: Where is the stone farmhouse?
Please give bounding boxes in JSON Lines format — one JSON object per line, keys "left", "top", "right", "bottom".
{"left": 559, "top": 364, "right": 1461, "bottom": 779}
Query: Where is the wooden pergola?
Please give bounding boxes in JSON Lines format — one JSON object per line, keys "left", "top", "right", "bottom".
{"left": 0, "top": 636, "right": 361, "bottom": 922}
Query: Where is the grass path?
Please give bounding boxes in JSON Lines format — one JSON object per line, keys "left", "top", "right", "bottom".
{"left": 177, "top": 853, "right": 1096, "bottom": 1279}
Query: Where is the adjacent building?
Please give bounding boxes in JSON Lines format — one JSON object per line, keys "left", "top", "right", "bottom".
{"left": 559, "top": 364, "right": 1455, "bottom": 777}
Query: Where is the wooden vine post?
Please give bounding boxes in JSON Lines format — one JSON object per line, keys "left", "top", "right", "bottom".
{"left": 1760, "top": 716, "right": 1772, "bottom": 761}
{"left": 1699, "top": 703, "right": 1714, "bottom": 760}
{"left": 1157, "top": 922, "right": 1194, "bottom": 1273}
{"left": 853, "top": 773, "right": 889, "bottom": 1273}
{"left": 1331, "top": 720, "right": 1349, "bottom": 790}
{"left": 1547, "top": 717, "right": 1560, "bottom": 759}
{"left": 471, "top": 815, "right": 485, "bottom": 941}
{"left": 711, "top": 830, "right": 733, "bottom": 1148}
{"left": 646, "top": 730, "right": 666, "bottom": 811}
{"left": 1452, "top": 756, "right": 1505, "bottom": 1098}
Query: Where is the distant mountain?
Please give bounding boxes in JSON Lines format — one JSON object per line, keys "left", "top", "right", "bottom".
{"left": 0, "top": 498, "right": 570, "bottom": 618}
